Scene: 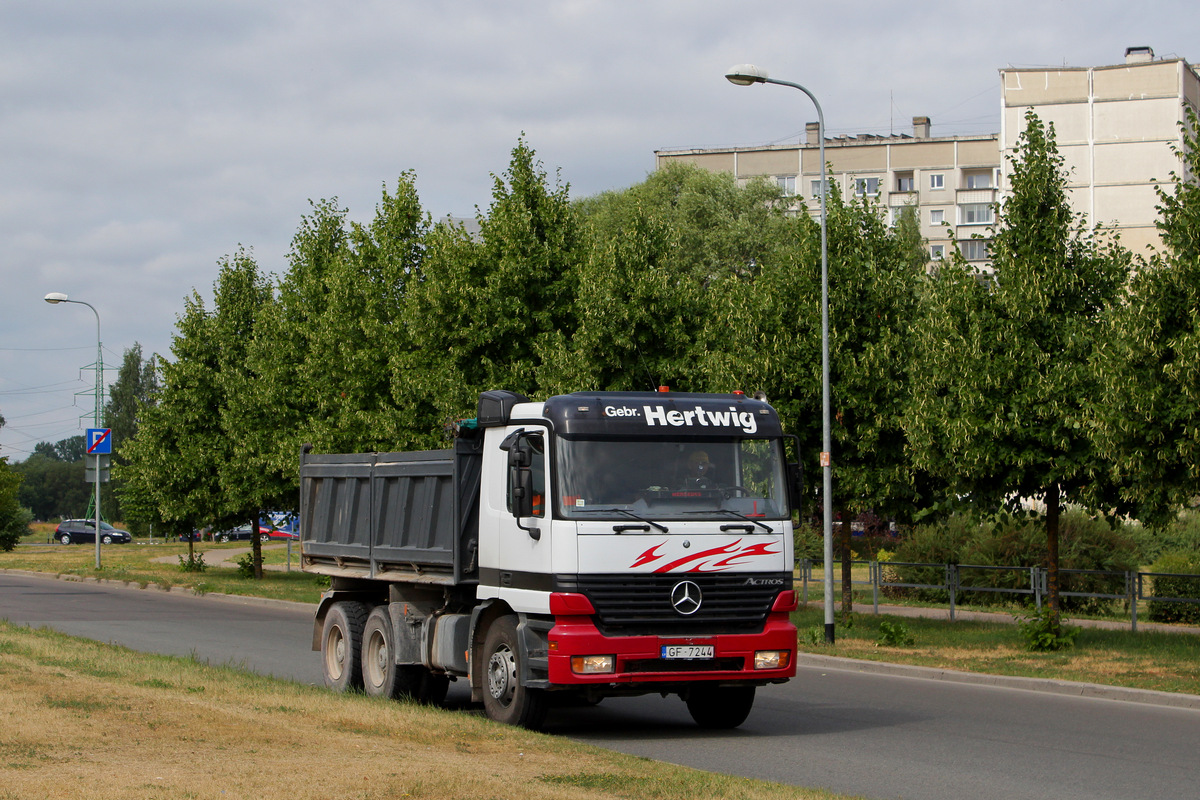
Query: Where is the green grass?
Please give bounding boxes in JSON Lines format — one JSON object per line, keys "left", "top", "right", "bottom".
{"left": 4, "top": 536, "right": 327, "bottom": 604}
{"left": 795, "top": 606, "right": 1200, "bottom": 695}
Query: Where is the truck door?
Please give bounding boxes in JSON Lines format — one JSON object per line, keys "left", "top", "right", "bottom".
{"left": 487, "top": 428, "right": 553, "bottom": 610}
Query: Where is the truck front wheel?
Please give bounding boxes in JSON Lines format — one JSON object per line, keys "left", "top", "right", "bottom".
{"left": 481, "top": 616, "right": 547, "bottom": 729}
{"left": 685, "top": 685, "right": 756, "bottom": 729}
{"left": 322, "top": 601, "right": 366, "bottom": 692}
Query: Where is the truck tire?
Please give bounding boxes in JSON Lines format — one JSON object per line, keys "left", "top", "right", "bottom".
{"left": 481, "top": 616, "right": 547, "bottom": 729}
{"left": 362, "top": 607, "right": 450, "bottom": 704}
{"left": 322, "top": 601, "right": 367, "bottom": 692}
{"left": 685, "top": 685, "right": 756, "bottom": 729}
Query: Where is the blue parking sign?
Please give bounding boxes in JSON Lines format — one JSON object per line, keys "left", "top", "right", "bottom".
{"left": 86, "top": 428, "right": 112, "bottom": 455}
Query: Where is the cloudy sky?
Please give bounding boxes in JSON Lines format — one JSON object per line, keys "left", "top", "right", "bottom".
{"left": 1, "top": 0, "right": 1195, "bottom": 459}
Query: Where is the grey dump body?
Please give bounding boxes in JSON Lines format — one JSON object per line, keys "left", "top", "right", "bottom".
{"left": 300, "top": 435, "right": 484, "bottom": 586}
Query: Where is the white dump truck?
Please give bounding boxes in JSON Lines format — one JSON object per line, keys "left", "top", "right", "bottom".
{"left": 301, "top": 389, "right": 800, "bottom": 729}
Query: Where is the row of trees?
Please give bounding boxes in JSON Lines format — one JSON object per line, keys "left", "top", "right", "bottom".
{"left": 114, "top": 116, "right": 1200, "bottom": 635}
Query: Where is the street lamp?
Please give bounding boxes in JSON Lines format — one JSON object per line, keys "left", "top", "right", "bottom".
{"left": 44, "top": 292, "right": 105, "bottom": 570}
{"left": 725, "top": 65, "right": 835, "bottom": 643}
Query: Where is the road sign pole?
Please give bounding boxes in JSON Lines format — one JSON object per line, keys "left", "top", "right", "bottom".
{"left": 94, "top": 453, "right": 102, "bottom": 570}
{"left": 85, "top": 428, "right": 112, "bottom": 570}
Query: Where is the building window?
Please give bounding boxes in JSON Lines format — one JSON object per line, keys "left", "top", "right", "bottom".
{"left": 854, "top": 177, "right": 880, "bottom": 197}
{"left": 963, "top": 169, "right": 993, "bottom": 190}
{"left": 930, "top": 209, "right": 944, "bottom": 226}
{"left": 810, "top": 179, "right": 830, "bottom": 199}
{"left": 960, "top": 203, "right": 993, "bottom": 225}
{"left": 930, "top": 173, "right": 944, "bottom": 190}
{"left": 930, "top": 244, "right": 945, "bottom": 260}
{"left": 960, "top": 239, "right": 989, "bottom": 261}
{"left": 896, "top": 172, "right": 915, "bottom": 192}
{"left": 890, "top": 205, "right": 917, "bottom": 227}
{"left": 776, "top": 175, "right": 796, "bottom": 196}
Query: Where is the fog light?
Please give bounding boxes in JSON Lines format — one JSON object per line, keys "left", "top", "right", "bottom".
{"left": 754, "top": 650, "right": 790, "bottom": 670}
{"left": 571, "top": 655, "right": 615, "bottom": 674}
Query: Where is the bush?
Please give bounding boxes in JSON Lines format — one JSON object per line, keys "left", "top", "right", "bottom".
{"left": 875, "top": 620, "right": 914, "bottom": 647}
{"left": 177, "top": 552, "right": 207, "bottom": 573}
{"left": 881, "top": 514, "right": 975, "bottom": 602}
{"left": 887, "top": 509, "right": 1139, "bottom": 612}
{"left": 1131, "top": 510, "right": 1200, "bottom": 563}
{"left": 793, "top": 521, "right": 822, "bottom": 564}
{"left": 1146, "top": 551, "right": 1200, "bottom": 624}
{"left": 1017, "top": 607, "right": 1079, "bottom": 651}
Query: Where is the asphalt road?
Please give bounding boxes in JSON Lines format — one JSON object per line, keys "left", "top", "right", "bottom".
{"left": 3, "top": 571, "right": 1198, "bottom": 800}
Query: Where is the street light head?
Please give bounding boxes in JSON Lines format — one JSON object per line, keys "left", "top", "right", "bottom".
{"left": 44, "top": 292, "right": 68, "bottom": 304}
{"left": 725, "top": 64, "right": 768, "bottom": 86}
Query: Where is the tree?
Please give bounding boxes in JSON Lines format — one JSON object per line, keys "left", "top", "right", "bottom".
{"left": 0, "top": 456, "right": 28, "bottom": 550}
{"left": 103, "top": 344, "right": 158, "bottom": 530}
{"left": 905, "top": 111, "right": 1131, "bottom": 635}
{"left": 120, "top": 289, "right": 228, "bottom": 546}
{"left": 404, "top": 139, "right": 582, "bottom": 422}
{"left": 1091, "top": 108, "right": 1200, "bottom": 523}
{"left": 210, "top": 250, "right": 278, "bottom": 577}
{"left": 540, "top": 164, "right": 797, "bottom": 394}
{"left": 14, "top": 455, "right": 89, "bottom": 520}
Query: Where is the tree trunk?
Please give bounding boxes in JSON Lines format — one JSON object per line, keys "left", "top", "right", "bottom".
{"left": 840, "top": 509, "right": 853, "bottom": 620}
{"left": 251, "top": 509, "right": 263, "bottom": 580}
{"left": 1045, "top": 484, "right": 1061, "bottom": 635}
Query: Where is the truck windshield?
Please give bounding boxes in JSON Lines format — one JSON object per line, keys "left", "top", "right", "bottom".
{"left": 555, "top": 438, "right": 789, "bottom": 521}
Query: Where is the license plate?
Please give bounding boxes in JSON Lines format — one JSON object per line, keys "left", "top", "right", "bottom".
{"left": 661, "top": 645, "right": 714, "bottom": 659}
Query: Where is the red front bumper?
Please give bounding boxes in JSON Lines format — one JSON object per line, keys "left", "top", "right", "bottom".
{"left": 546, "top": 611, "right": 797, "bottom": 686}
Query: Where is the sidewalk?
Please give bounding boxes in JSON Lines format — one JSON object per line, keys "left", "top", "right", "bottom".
{"left": 152, "top": 543, "right": 300, "bottom": 572}
{"left": 805, "top": 599, "right": 1200, "bottom": 635}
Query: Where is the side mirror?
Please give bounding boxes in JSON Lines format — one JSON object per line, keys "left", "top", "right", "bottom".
{"left": 500, "top": 430, "right": 539, "bottom": 538}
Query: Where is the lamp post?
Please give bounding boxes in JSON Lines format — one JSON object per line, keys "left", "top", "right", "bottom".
{"left": 44, "top": 292, "right": 105, "bottom": 570}
{"left": 725, "top": 65, "right": 835, "bottom": 643}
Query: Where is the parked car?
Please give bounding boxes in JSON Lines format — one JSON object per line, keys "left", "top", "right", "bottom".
{"left": 212, "top": 523, "right": 266, "bottom": 543}
{"left": 55, "top": 519, "right": 132, "bottom": 545}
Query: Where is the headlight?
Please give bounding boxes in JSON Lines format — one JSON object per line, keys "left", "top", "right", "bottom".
{"left": 754, "top": 650, "right": 790, "bottom": 670}
{"left": 571, "top": 655, "right": 615, "bottom": 674}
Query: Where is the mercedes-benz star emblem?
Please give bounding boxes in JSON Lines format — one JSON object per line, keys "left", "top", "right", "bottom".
{"left": 670, "top": 580, "right": 703, "bottom": 615}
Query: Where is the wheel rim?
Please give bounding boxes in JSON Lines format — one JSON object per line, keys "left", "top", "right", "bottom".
{"left": 364, "top": 629, "right": 388, "bottom": 690}
{"left": 324, "top": 626, "right": 346, "bottom": 681}
{"left": 487, "top": 644, "right": 517, "bottom": 706}
{"left": 61, "top": 535, "right": 71, "bottom": 544}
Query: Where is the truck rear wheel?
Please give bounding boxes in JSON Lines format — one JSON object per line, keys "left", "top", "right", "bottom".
{"left": 481, "top": 616, "right": 547, "bottom": 729}
{"left": 322, "top": 601, "right": 366, "bottom": 692}
{"left": 361, "top": 606, "right": 449, "bottom": 703}
{"left": 685, "top": 685, "right": 756, "bottom": 729}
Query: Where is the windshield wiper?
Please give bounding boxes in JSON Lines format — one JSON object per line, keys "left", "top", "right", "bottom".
{"left": 683, "top": 509, "right": 774, "bottom": 533}
{"left": 576, "top": 507, "right": 669, "bottom": 533}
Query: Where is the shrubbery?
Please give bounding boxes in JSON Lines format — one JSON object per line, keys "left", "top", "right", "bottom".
{"left": 1146, "top": 551, "right": 1200, "bottom": 624}
{"left": 883, "top": 510, "right": 1140, "bottom": 612}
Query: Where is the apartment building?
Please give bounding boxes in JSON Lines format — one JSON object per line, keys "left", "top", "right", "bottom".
{"left": 656, "top": 48, "right": 1199, "bottom": 265}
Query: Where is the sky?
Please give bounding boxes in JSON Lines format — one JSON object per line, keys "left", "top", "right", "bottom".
{"left": 1, "top": 0, "right": 1196, "bottom": 460}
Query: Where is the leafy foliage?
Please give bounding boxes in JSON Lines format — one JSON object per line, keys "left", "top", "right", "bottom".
{"left": 1091, "top": 108, "right": 1200, "bottom": 525}
{"left": 905, "top": 112, "right": 1132, "bottom": 629}
{"left": 1146, "top": 551, "right": 1200, "bottom": 624}
{"left": 875, "top": 620, "right": 915, "bottom": 647}
{"left": 1018, "top": 607, "right": 1079, "bottom": 651}
{"left": 0, "top": 456, "right": 29, "bottom": 550}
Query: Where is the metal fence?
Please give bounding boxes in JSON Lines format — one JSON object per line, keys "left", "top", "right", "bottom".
{"left": 795, "top": 559, "right": 1200, "bottom": 632}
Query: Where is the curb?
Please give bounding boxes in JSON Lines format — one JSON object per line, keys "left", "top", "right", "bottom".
{"left": 0, "top": 567, "right": 314, "bottom": 612}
